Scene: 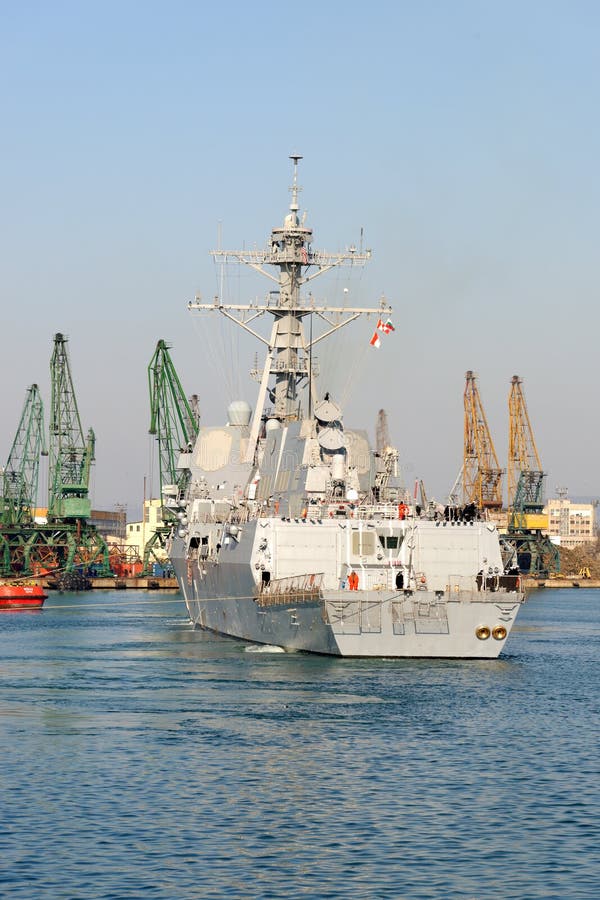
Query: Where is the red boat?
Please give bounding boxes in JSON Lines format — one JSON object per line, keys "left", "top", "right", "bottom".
{"left": 0, "top": 583, "right": 47, "bottom": 610}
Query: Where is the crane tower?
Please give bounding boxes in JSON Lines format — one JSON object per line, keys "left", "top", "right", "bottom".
{"left": 0, "top": 385, "right": 46, "bottom": 575}
{"left": 463, "top": 370, "right": 503, "bottom": 512}
{"left": 48, "top": 333, "right": 95, "bottom": 521}
{"left": 0, "top": 384, "right": 46, "bottom": 526}
{"left": 143, "top": 339, "right": 199, "bottom": 573}
{"left": 148, "top": 339, "right": 199, "bottom": 504}
{"left": 508, "top": 375, "right": 543, "bottom": 506}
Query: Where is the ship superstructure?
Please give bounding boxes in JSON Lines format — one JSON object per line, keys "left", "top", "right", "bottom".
{"left": 166, "top": 157, "right": 523, "bottom": 657}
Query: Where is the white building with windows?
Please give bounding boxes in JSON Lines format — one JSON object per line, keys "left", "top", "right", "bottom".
{"left": 125, "top": 499, "right": 168, "bottom": 561}
{"left": 544, "top": 496, "right": 596, "bottom": 548}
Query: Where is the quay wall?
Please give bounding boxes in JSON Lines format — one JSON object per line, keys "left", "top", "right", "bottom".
{"left": 524, "top": 578, "right": 600, "bottom": 590}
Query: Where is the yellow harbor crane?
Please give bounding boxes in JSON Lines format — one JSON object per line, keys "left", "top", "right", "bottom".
{"left": 508, "top": 374, "right": 543, "bottom": 513}
{"left": 463, "top": 370, "right": 504, "bottom": 512}
{"left": 505, "top": 375, "right": 559, "bottom": 576}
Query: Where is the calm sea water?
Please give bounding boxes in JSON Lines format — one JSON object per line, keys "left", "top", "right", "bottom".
{"left": 0, "top": 588, "right": 598, "bottom": 899}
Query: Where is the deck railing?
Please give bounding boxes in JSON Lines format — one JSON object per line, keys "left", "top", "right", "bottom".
{"left": 255, "top": 572, "right": 324, "bottom": 607}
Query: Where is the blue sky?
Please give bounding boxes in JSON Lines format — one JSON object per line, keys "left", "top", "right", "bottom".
{"left": 2, "top": 1, "right": 599, "bottom": 516}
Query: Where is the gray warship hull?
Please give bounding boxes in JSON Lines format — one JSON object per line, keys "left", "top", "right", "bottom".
{"left": 170, "top": 516, "right": 522, "bottom": 658}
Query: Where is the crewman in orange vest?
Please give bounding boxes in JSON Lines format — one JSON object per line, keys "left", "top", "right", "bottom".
{"left": 348, "top": 570, "right": 359, "bottom": 591}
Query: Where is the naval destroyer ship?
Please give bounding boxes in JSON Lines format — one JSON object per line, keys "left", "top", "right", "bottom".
{"left": 167, "top": 157, "right": 524, "bottom": 657}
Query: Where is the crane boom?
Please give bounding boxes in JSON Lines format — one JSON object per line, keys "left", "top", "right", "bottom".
{"left": 143, "top": 340, "right": 199, "bottom": 574}
{"left": 463, "top": 370, "right": 503, "bottom": 511}
{"left": 504, "top": 375, "right": 558, "bottom": 575}
{"left": 0, "top": 384, "right": 46, "bottom": 525}
{"left": 48, "top": 333, "right": 94, "bottom": 521}
{"left": 148, "top": 339, "right": 200, "bottom": 505}
{"left": 507, "top": 375, "right": 546, "bottom": 528}
{"left": 508, "top": 375, "right": 543, "bottom": 508}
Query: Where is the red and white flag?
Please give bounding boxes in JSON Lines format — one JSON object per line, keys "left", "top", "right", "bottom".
{"left": 370, "top": 331, "right": 381, "bottom": 349}
{"left": 377, "top": 317, "right": 395, "bottom": 334}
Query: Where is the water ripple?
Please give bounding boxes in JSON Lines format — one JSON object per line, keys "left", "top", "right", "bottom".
{"left": 0, "top": 590, "right": 598, "bottom": 898}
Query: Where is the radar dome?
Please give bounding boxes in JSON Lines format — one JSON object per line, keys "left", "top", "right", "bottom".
{"left": 227, "top": 400, "right": 252, "bottom": 426}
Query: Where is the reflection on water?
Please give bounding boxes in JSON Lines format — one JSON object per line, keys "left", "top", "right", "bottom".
{"left": 0, "top": 589, "right": 598, "bottom": 899}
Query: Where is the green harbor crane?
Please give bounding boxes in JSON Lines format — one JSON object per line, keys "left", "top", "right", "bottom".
{"left": 35, "top": 333, "right": 111, "bottom": 584}
{"left": 0, "top": 385, "right": 46, "bottom": 575}
{"left": 0, "top": 384, "right": 46, "bottom": 526}
{"left": 1, "top": 335, "right": 111, "bottom": 583}
{"left": 142, "top": 339, "right": 199, "bottom": 573}
{"left": 48, "top": 333, "right": 95, "bottom": 522}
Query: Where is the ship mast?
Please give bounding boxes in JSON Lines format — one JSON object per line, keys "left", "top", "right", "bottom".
{"left": 189, "top": 156, "right": 390, "bottom": 463}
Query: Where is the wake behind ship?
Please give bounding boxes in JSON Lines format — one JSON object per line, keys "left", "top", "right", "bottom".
{"left": 166, "top": 157, "right": 524, "bottom": 657}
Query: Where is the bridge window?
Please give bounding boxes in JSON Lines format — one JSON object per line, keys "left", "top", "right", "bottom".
{"left": 378, "top": 534, "right": 403, "bottom": 550}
